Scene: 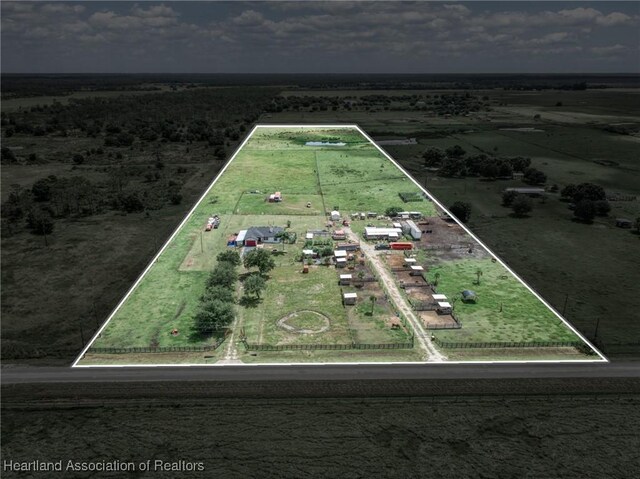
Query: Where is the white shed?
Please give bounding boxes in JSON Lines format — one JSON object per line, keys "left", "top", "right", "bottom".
{"left": 236, "top": 230, "right": 248, "bottom": 246}
{"left": 339, "top": 274, "right": 352, "bottom": 285}
{"left": 343, "top": 292, "right": 358, "bottom": 305}
{"left": 409, "top": 265, "right": 424, "bottom": 276}
{"left": 334, "top": 250, "right": 348, "bottom": 258}
{"left": 432, "top": 294, "right": 448, "bottom": 301}
{"left": 330, "top": 210, "right": 341, "bottom": 221}
{"left": 437, "top": 301, "right": 452, "bottom": 314}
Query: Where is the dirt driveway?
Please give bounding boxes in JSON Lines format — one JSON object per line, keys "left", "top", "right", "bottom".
{"left": 347, "top": 229, "right": 446, "bottom": 362}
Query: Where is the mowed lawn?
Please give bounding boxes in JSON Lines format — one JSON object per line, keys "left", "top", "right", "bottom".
{"left": 180, "top": 214, "right": 325, "bottom": 272}
{"left": 425, "top": 258, "right": 581, "bottom": 344}
{"left": 322, "top": 178, "right": 437, "bottom": 215}
{"left": 316, "top": 148, "right": 407, "bottom": 185}
{"left": 241, "top": 262, "right": 353, "bottom": 346}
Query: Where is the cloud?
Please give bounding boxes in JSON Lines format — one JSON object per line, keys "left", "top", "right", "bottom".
{"left": 590, "top": 44, "right": 627, "bottom": 56}
{"left": 1, "top": 1, "right": 638, "bottom": 73}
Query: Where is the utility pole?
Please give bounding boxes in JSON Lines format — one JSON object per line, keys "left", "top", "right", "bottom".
{"left": 200, "top": 232, "right": 204, "bottom": 253}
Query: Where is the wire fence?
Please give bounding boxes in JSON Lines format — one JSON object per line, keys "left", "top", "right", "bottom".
{"left": 88, "top": 337, "right": 226, "bottom": 354}
{"left": 431, "top": 337, "right": 583, "bottom": 349}
{"left": 242, "top": 337, "right": 414, "bottom": 352}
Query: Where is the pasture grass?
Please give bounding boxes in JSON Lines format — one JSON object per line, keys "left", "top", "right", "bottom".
{"left": 426, "top": 258, "right": 581, "bottom": 344}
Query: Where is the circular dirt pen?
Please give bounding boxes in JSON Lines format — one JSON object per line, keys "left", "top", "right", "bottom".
{"left": 277, "top": 310, "right": 331, "bottom": 334}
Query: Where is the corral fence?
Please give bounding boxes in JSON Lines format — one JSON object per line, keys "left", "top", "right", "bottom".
{"left": 88, "top": 337, "right": 227, "bottom": 355}
{"left": 425, "top": 322, "right": 462, "bottom": 330}
{"left": 242, "top": 337, "right": 414, "bottom": 352}
{"left": 410, "top": 300, "right": 437, "bottom": 311}
{"left": 607, "top": 194, "right": 637, "bottom": 202}
{"left": 342, "top": 276, "right": 377, "bottom": 285}
{"left": 431, "top": 337, "right": 583, "bottom": 349}
{"left": 400, "top": 282, "right": 431, "bottom": 289}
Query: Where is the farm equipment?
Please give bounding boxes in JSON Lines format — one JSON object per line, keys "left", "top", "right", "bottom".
{"left": 205, "top": 215, "right": 220, "bottom": 231}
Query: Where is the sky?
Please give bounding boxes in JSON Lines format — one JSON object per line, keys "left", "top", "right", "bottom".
{"left": 1, "top": 1, "right": 639, "bottom": 73}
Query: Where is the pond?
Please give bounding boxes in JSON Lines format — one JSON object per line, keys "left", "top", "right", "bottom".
{"left": 305, "top": 141, "right": 346, "bottom": 146}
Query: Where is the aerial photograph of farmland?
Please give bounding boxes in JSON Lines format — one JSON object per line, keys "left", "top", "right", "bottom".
{"left": 77, "top": 125, "right": 603, "bottom": 365}
{"left": 2, "top": 1, "right": 639, "bottom": 478}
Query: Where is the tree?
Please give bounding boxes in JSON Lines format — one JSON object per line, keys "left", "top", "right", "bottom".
{"left": 507, "top": 156, "right": 531, "bottom": 172}
{"left": 523, "top": 167, "right": 547, "bottom": 185}
{"left": 31, "top": 177, "right": 56, "bottom": 202}
{"left": 573, "top": 199, "right": 596, "bottom": 223}
{"left": 369, "top": 295, "right": 377, "bottom": 315}
{"left": 561, "top": 184, "right": 577, "bottom": 200}
{"left": 423, "top": 147, "right": 446, "bottom": 167}
{"left": 119, "top": 192, "right": 144, "bottom": 213}
{"left": 201, "top": 285, "right": 235, "bottom": 304}
{"left": 207, "top": 262, "right": 238, "bottom": 289}
{"left": 72, "top": 154, "right": 85, "bottom": 165}
{"left": 445, "top": 144, "right": 466, "bottom": 159}
{"left": 194, "top": 300, "right": 234, "bottom": 335}
{"left": 594, "top": 200, "right": 611, "bottom": 216}
{"left": 481, "top": 162, "right": 500, "bottom": 179}
{"left": 244, "top": 273, "right": 266, "bottom": 299}
{"left": 216, "top": 250, "right": 241, "bottom": 267}
{"left": 449, "top": 202, "right": 472, "bottom": 223}
{"left": 243, "top": 248, "right": 275, "bottom": 275}
{"left": 502, "top": 190, "right": 518, "bottom": 207}
{"left": 475, "top": 268, "right": 483, "bottom": 285}
{"left": 275, "top": 231, "right": 293, "bottom": 251}
{"left": 572, "top": 183, "right": 606, "bottom": 203}
{"left": 26, "top": 208, "right": 54, "bottom": 236}
{"left": 511, "top": 195, "right": 533, "bottom": 217}
{"left": 1, "top": 147, "right": 17, "bottom": 164}
{"left": 385, "top": 206, "right": 402, "bottom": 217}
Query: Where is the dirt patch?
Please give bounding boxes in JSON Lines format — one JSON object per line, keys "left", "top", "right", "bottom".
{"left": 418, "top": 217, "right": 488, "bottom": 262}
{"left": 419, "top": 310, "right": 458, "bottom": 329}
{"left": 277, "top": 310, "right": 331, "bottom": 334}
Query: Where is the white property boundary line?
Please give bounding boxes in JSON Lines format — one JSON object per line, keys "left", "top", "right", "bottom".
{"left": 73, "top": 124, "right": 607, "bottom": 367}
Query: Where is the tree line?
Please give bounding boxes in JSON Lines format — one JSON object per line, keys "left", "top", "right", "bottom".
{"left": 194, "top": 249, "right": 276, "bottom": 336}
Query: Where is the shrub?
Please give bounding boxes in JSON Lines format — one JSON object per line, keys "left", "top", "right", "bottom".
{"left": 449, "top": 201, "right": 472, "bottom": 223}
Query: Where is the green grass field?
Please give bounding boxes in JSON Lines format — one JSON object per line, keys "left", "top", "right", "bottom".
{"left": 425, "top": 258, "right": 579, "bottom": 344}
{"left": 79, "top": 125, "right": 599, "bottom": 365}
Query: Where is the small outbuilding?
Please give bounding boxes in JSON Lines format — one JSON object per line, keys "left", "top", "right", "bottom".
{"left": 335, "top": 257, "right": 348, "bottom": 268}
{"left": 332, "top": 229, "right": 346, "bottom": 240}
{"left": 236, "top": 230, "right": 248, "bottom": 246}
{"left": 409, "top": 265, "right": 424, "bottom": 276}
{"left": 339, "top": 274, "right": 352, "bottom": 285}
{"left": 331, "top": 210, "right": 341, "bottom": 221}
{"left": 403, "top": 257, "right": 417, "bottom": 266}
{"left": 461, "top": 290, "right": 477, "bottom": 303}
{"left": 343, "top": 292, "right": 357, "bottom": 305}
{"left": 432, "top": 294, "right": 448, "bottom": 301}
{"left": 437, "top": 302, "right": 452, "bottom": 314}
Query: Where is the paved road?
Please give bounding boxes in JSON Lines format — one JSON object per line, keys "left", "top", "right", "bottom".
{"left": 2, "top": 362, "right": 638, "bottom": 385}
